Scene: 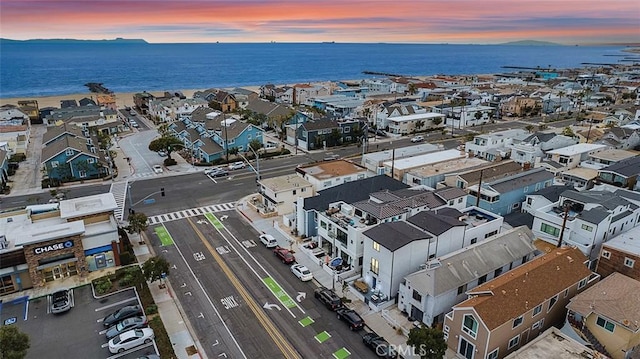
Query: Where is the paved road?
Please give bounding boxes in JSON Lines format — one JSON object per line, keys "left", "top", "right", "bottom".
{"left": 147, "top": 211, "right": 377, "bottom": 358}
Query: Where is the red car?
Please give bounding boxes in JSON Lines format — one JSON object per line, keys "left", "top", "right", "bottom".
{"left": 273, "top": 246, "right": 296, "bottom": 264}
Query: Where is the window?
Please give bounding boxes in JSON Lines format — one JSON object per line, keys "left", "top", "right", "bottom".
{"left": 624, "top": 257, "right": 635, "bottom": 268}
{"left": 370, "top": 258, "right": 379, "bottom": 275}
{"left": 548, "top": 294, "right": 558, "bottom": 312}
{"left": 487, "top": 349, "right": 499, "bottom": 359}
{"left": 457, "top": 283, "right": 468, "bottom": 296}
{"left": 412, "top": 290, "right": 422, "bottom": 302}
{"left": 532, "top": 318, "right": 544, "bottom": 330}
{"left": 540, "top": 222, "right": 560, "bottom": 236}
{"left": 79, "top": 170, "right": 87, "bottom": 178}
{"left": 51, "top": 161, "right": 59, "bottom": 168}
{"left": 478, "top": 274, "right": 487, "bottom": 285}
{"left": 532, "top": 304, "right": 542, "bottom": 317}
{"left": 372, "top": 241, "right": 380, "bottom": 252}
{"left": 507, "top": 335, "right": 520, "bottom": 350}
{"left": 484, "top": 230, "right": 498, "bottom": 239}
{"left": 458, "top": 337, "right": 475, "bottom": 359}
{"left": 87, "top": 158, "right": 94, "bottom": 164}
{"left": 65, "top": 149, "right": 74, "bottom": 156}
{"left": 470, "top": 238, "right": 477, "bottom": 245}
{"left": 596, "top": 316, "right": 615, "bottom": 333}
{"left": 462, "top": 314, "right": 478, "bottom": 338}
{"left": 526, "top": 197, "right": 533, "bottom": 205}
{"left": 494, "top": 267, "right": 503, "bottom": 277}
{"left": 578, "top": 278, "right": 587, "bottom": 290}
{"left": 458, "top": 198, "right": 463, "bottom": 203}
{"left": 524, "top": 186, "right": 528, "bottom": 193}
{"left": 601, "top": 250, "right": 611, "bottom": 259}
{"left": 564, "top": 288, "right": 569, "bottom": 298}
{"left": 512, "top": 315, "right": 524, "bottom": 328}
{"left": 581, "top": 224, "right": 593, "bottom": 232}
{"left": 320, "top": 221, "right": 327, "bottom": 229}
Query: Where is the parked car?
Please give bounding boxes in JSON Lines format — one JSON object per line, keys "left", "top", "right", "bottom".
{"left": 314, "top": 288, "right": 342, "bottom": 310}
{"left": 105, "top": 316, "right": 148, "bottom": 339}
{"left": 323, "top": 154, "right": 340, "bottom": 161}
{"left": 208, "top": 169, "right": 229, "bottom": 178}
{"left": 129, "top": 121, "right": 139, "bottom": 128}
{"left": 336, "top": 307, "right": 365, "bottom": 330}
{"left": 291, "top": 264, "right": 313, "bottom": 281}
{"left": 157, "top": 150, "right": 167, "bottom": 157}
{"left": 204, "top": 167, "right": 222, "bottom": 175}
{"left": 259, "top": 234, "right": 278, "bottom": 248}
{"left": 50, "top": 288, "right": 72, "bottom": 314}
{"left": 103, "top": 305, "right": 143, "bottom": 327}
{"left": 135, "top": 356, "right": 160, "bottom": 359}
{"left": 273, "top": 246, "right": 296, "bottom": 264}
{"left": 363, "top": 332, "right": 397, "bottom": 358}
{"left": 228, "top": 161, "right": 246, "bottom": 170}
{"left": 108, "top": 328, "right": 154, "bottom": 354}
{"left": 410, "top": 135, "right": 424, "bottom": 143}
{"left": 152, "top": 165, "right": 163, "bottom": 174}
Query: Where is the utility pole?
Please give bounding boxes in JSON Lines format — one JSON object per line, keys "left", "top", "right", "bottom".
{"left": 586, "top": 120, "right": 593, "bottom": 143}
{"left": 390, "top": 147, "right": 395, "bottom": 179}
{"left": 475, "top": 169, "right": 484, "bottom": 207}
{"left": 223, "top": 113, "right": 229, "bottom": 162}
{"left": 558, "top": 203, "right": 571, "bottom": 248}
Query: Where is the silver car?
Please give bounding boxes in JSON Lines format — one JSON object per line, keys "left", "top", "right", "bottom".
{"left": 108, "top": 328, "right": 155, "bottom": 354}
{"left": 50, "top": 288, "right": 72, "bottom": 314}
{"left": 105, "top": 316, "right": 148, "bottom": 339}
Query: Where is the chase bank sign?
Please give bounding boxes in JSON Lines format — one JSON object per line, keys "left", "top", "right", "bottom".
{"left": 33, "top": 240, "right": 74, "bottom": 255}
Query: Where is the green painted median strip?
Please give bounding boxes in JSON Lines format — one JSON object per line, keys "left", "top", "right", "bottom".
{"left": 154, "top": 226, "right": 174, "bottom": 246}
{"left": 205, "top": 213, "right": 224, "bottom": 229}
{"left": 333, "top": 348, "right": 350, "bottom": 359}
{"left": 315, "top": 331, "right": 331, "bottom": 343}
{"left": 299, "top": 316, "right": 314, "bottom": 327}
{"left": 262, "top": 277, "right": 296, "bottom": 309}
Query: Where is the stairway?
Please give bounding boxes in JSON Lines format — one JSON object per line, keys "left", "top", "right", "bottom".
{"left": 568, "top": 317, "right": 612, "bottom": 358}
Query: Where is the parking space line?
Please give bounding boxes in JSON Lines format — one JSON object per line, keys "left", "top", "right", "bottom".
{"left": 105, "top": 341, "right": 154, "bottom": 359}
{"left": 94, "top": 297, "right": 137, "bottom": 315}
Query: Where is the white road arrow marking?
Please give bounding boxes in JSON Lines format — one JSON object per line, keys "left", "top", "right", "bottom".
{"left": 220, "top": 215, "right": 228, "bottom": 221}
{"left": 263, "top": 302, "right": 281, "bottom": 311}
{"left": 296, "top": 292, "right": 306, "bottom": 303}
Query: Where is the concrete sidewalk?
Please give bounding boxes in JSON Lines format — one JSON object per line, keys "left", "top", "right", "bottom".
{"left": 236, "top": 196, "right": 413, "bottom": 348}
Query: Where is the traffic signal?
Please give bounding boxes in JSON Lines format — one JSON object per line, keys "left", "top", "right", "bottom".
{"left": 161, "top": 188, "right": 165, "bottom": 197}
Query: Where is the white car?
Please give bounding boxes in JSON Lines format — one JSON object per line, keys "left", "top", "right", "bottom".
{"left": 228, "top": 161, "right": 246, "bottom": 170}
{"left": 152, "top": 165, "right": 163, "bottom": 174}
{"left": 204, "top": 167, "right": 222, "bottom": 175}
{"left": 410, "top": 135, "right": 424, "bottom": 143}
{"left": 259, "top": 234, "right": 277, "bottom": 248}
{"left": 291, "top": 264, "right": 313, "bottom": 282}
{"left": 108, "top": 328, "right": 154, "bottom": 354}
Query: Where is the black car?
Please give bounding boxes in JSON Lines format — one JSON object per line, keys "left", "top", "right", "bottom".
{"left": 105, "top": 316, "right": 148, "bottom": 339}
{"left": 363, "top": 332, "right": 397, "bottom": 358}
{"left": 103, "top": 305, "right": 143, "bottom": 327}
{"left": 336, "top": 307, "right": 364, "bottom": 331}
{"left": 50, "top": 288, "right": 72, "bottom": 314}
{"left": 208, "top": 169, "right": 229, "bottom": 178}
{"left": 314, "top": 288, "right": 342, "bottom": 310}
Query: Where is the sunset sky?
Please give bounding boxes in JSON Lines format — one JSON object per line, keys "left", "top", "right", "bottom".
{"left": 1, "top": 0, "right": 638, "bottom": 45}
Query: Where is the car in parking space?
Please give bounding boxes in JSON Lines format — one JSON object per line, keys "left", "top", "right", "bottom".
{"left": 273, "top": 246, "right": 296, "bottom": 264}
{"left": 152, "top": 165, "right": 163, "bottom": 174}
{"left": 105, "top": 316, "right": 148, "bottom": 339}
{"left": 336, "top": 307, "right": 365, "bottom": 331}
{"left": 228, "top": 161, "right": 246, "bottom": 170}
{"left": 49, "top": 288, "right": 72, "bottom": 314}
{"left": 108, "top": 328, "right": 154, "bottom": 354}
{"left": 135, "top": 356, "right": 160, "bottom": 359}
{"left": 363, "top": 332, "right": 397, "bottom": 358}
{"left": 103, "top": 305, "right": 143, "bottom": 327}
{"left": 410, "top": 135, "right": 424, "bottom": 143}
{"left": 208, "top": 169, "right": 229, "bottom": 178}
{"left": 259, "top": 234, "right": 278, "bottom": 248}
{"left": 314, "top": 287, "right": 342, "bottom": 311}
{"left": 157, "top": 150, "right": 167, "bottom": 157}
{"left": 290, "top": 264, "right": 313, "bottom": 281}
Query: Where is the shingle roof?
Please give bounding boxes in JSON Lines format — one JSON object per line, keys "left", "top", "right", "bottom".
{"left": 458, "top": 247, "right": 592, "bottom": 330}
{"left": 434, "top": 187, "right": 467, "bottom": 201}
{"left": 198, "top": 138, "right": 223, "bottom": 155}
{"left": 529, "top": 184, "right": 573, "bottom": 202}
{"left": 407, "top": 210, "right": 466, "bottom": 236}
{"left": 487, "top": 168, "right": 554, "bottom": 194}
{"left": 567, "top": 272, "right": 640, "bottom": 332}
{"left": 301, "top": 119, "right": 340, "bottom": 131}
{"left": 523, "top": 132, "right": 557, "bottom": 143}
{"left": 599, "top": 156, "right": 640, "bottom": 177}
{"left": 303, "top": 175, "right": 409, "bottom": 211}
{"left": 562, "top": 190, "right": 631, "bottom": 211}
{"left": 363, "top": 221, "right": 431, "bottom": 252}
{"left": 459, "top": 161, "right": 523, "bottom": 184}
{"left": 42, "top": 123, "right": 86, "bottom": 145}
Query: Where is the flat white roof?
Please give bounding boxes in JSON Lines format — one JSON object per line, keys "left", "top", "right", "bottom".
{"left": 18, "top": 220, "right": 85, "bottom": 246}
{"left": 383, "top": 149, "right": 465, "bottom": 170}
{"left": 547, "top": 143, "right": 607, "bottom": 156}
{"left": 59, "top": 193, "right": 118, "bottom": 219}
{"left": 603, "top": 225, "right": 640, "bottom": 256}
{"left": 387, "top": 112, "right": 444, "bottom": 123}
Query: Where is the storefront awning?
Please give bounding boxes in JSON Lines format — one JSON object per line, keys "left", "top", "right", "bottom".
{"left": 36, "top": 257, "right": 78, "bottom": 270}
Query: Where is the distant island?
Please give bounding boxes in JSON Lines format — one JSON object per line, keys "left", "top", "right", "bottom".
{"left": 0, "top": 37, "right": 148, "bottom": 44}
{"left": 499, "top": 40, "right": 562, "bottom": 46}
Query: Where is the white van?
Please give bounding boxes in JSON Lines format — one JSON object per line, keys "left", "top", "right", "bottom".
{"left": 259, "top": 234, "right": 277, "bottom": 248}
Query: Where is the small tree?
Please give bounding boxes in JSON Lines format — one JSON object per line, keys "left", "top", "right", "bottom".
{"left": 148, "top": 135, "right": 184, "bottom": 160}
{"left": 248, "top": 139, "right": 263, "bottom": 153}
{"left": 407, "top": 325, "right": 447, "bottom": 359}
{"left": 414, "top": 120, "right": 425, "bottom": 132}
{"left": 127, "top": 212, "right": 149, "bottom": 236}
{"left": 525, "top": 124, "right": 535, "bottom": 133}
{"left": 0, "top": 325, "right": 30, "bottom": 359}
{"left": 142, "top": 256, "right": 170, "bottom": 283}
{"left": 538, "top": 123, "right": 548, "bottom": 131}
{"left": 562, "top": 126, "right": 576, "bottom": 137}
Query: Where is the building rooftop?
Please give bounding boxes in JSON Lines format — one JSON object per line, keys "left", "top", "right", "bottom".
{"left": 363, "top": 221, "right": 431, "bottom": 252}
{"left": 561, "top": 167, "right": 599, "bottom": 180}
{"left": 383, "top": 149, "right": 465, "bottom": 171}
{"left": 504, "top": 327, "right": 601, "bottom": 359}
{"left": 386, "top": 112, "right": 444, "bottom": 123}
{"left": 296, "top": 160, "right": 367, "bottom": 180}
{"left": 546, "top": 143, "right": 607, "bottom": 157}
{"left": 458, "top": 247, "right": 592, "bottom": 330}
{"left": 602, "top": 225, "right": 640, "bottom": 256}
{"left": 407, "top": 157, "right": 488, "bottom": 178}
{"left": 589, "top": 148, "right": 637, "bottom": 163}
{"left": 567, "top": 272, "right": 640, "bottom": 332}
{"left": 598, "top": 155, "right": 640, "bottom": 177}
{"left": 59, "top": 193, "right": 118, "bottom": 219}
{"left": 259, "top": 174, "right": 312, "bottom": 193}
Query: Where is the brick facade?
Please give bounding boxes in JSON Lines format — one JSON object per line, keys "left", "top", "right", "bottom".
{"left": 23, "top": 235, "right": 88, "bottom": 287}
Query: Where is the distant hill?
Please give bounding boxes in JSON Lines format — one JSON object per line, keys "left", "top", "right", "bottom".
{"left": 0, "top": 37, "right": 148, "bottom": 44}
{"left": 499, "top": 40, "right": 562, "bottom": 46}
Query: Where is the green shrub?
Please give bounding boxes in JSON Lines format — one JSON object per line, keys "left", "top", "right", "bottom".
{"left": 94, "top": 277, "right": 113, "bottom": 295}
{"left": 145, "top": 304, "right": 158, "bottom": 315}
{"left": 9, "top": 154, "right": 26, "bottom": 162}
{"left": 163, "top": 158, "right": 177, "bottom": 166}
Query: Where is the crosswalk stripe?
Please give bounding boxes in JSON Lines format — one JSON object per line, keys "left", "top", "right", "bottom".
{"left": 146, "top": 202, "right": 236, "bottom": 225}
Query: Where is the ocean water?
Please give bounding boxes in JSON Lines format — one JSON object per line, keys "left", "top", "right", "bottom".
{"left": 0, "top": 42, "right": 627, "bottom": 98}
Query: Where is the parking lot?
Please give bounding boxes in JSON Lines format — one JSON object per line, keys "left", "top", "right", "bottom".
{"left": 0, "top": 285, "right": 158, "bottom": 359}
